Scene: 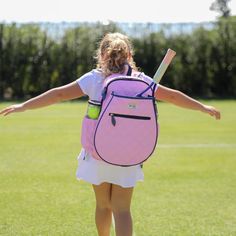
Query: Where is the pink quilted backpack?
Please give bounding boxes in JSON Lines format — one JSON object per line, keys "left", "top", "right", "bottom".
{"left": 81, "top": 67, "right": 158, "bottom": 166}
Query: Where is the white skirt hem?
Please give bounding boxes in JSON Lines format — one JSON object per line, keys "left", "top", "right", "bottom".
{"left": 76, "top": 176, "right": 144, "bottom": 188}
{"left": 75, "top": 149, "right": 144, "bottom": 188}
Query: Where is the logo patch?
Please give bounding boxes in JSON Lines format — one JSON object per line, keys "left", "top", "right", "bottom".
{"left": 128, "top": 104, "right": 137, "bottom": 109}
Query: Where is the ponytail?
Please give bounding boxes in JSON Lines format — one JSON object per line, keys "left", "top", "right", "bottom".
{"left": 95, "top": 33, "right": 138, "bottom": 77}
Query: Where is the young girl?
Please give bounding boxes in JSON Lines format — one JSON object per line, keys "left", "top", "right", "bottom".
{"left": 0, "top": 32, "right": 220, "bottom": 236}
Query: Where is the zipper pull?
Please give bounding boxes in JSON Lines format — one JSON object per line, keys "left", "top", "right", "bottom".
{"left": 111, "top": 114, "right": 116, "bottom": 126}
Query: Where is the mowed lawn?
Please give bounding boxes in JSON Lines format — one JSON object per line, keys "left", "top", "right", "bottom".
{"left": 0, "top": 100, "right": 235, "bottom": 236}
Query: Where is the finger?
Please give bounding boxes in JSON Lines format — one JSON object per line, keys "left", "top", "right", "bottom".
{"left": 211, "top": 109, "right": 220, "bottom": 120}
{"left": 215, "top": 111, "right": 221, "bottom": 120}
{"left": 0, "top": 108, "right": 8, "bottom": 115}
{"left": 2, "top": 108, "right": 14, "bottom": 116}
{"left": 207, "top": 109, "right": 214, "bottom": 117}
{"left": 0, "top": 106, "right": 14, "bottom": 112}
{"left": 0, "top": 108, "right": 11, "bottom": 116}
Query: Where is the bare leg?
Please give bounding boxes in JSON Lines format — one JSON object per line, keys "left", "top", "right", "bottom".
{"left": 111, "top": 184, "right": 134, "bottom": 236}
{"left": 93, "top": 183, "right": 112, "bottom": 236}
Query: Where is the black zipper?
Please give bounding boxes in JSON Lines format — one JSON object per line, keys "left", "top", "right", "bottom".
{"left": 109, "top": 113, "right": 151, "bottom": 126}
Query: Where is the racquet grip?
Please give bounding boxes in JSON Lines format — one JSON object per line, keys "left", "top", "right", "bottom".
{"left": 153, "top": 49, "right": 176, "bottom": 83}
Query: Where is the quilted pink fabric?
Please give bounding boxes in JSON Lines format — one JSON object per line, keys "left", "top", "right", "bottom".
{"left": 81, "top": 75, "right": 158, "bottom": 166}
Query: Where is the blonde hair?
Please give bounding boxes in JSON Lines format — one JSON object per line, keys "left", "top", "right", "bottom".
{"left": 95, "top": 32, "right": 138, "bottom": 77}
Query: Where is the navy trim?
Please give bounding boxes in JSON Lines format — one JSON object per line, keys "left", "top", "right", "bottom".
{"left": 105, "top": 78, "right": 150, "bottom": 94}
{"left": 136, "top": 81, "right": 156, "bottom": 97}
{"left": 93, "top": 95, "right": 114, "bottom": 161}
{"left": 152, "top": 83, "right": 157, "bottom": 97}
{"left": 93, "top": 94, "right": 159, "bottom": 167}
{"left": 101, "top": 77, "right": 146, "bottom": 102}
{"left": 127, "top": 65, "right": 132, "bottom": 76}
{"left": 112, "top": 91, "right": 155, "bottom": 100}
{"left": 101, "top": 87, "right": 107, "bottom": 100}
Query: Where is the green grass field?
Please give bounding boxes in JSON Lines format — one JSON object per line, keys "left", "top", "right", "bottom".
{"left": 0, "top": 100, "right": 235, "bottom": 236}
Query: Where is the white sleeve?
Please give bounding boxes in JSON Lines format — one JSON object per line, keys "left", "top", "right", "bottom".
{"left": 76, "top": 71, "right": 95, "bottom": 96}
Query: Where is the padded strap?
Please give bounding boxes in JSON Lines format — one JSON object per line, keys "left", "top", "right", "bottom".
{"left": 126, "top": 64, "right": 132, "bottom": 76}
{"left": 135, "top": 81, "right": 157, "bottom": 98}
{"left": 102, "top": 64, "right": 132, "bottom": 100}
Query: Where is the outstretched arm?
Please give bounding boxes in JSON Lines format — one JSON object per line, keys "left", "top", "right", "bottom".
{"left": 0, "top": 81, "right": 84, "bottom": 116}
{"left": 155, "top": 85, "right": 221, "bottom": 120}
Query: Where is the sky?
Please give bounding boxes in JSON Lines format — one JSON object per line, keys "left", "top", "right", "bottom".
{"left": 0, "top": 0, "right": 235, "bottom": 24}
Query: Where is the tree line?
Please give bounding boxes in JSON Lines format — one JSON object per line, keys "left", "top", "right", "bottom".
{"left": 0, "top": 17, "right": 235, "bottom": 100}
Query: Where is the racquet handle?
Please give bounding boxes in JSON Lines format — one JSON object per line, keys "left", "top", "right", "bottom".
{"left": 153, "top": 48, "right": 176, "bottom": 83}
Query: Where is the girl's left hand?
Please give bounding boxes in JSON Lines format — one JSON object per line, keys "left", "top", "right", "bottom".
{"left": 202, "top": 105, "right": 221, "bottom": 120}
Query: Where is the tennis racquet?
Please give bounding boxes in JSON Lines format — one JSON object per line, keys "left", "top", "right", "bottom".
{"left": 153, "top": 48, "right": 176, "bottom": 83}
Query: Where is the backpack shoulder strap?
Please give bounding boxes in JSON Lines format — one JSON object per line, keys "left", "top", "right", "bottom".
{"left": 101, "top": 64, "right": 133, "bottom": 98}
{"left": 126, "top": 64, "right": 132, "bottom": 76}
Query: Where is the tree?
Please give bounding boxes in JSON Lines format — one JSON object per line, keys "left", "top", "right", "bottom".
{"left": 210, "top": 0, "right": 231, "bottom": 18}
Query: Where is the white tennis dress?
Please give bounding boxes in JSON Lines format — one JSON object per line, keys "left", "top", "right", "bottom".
{"left": 75, "top": 69, "right": 158, "bottom": 188}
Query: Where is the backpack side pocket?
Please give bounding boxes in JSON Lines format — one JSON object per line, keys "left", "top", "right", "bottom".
{"left": 81, "top": 117, "right": 101, "bottom": 160}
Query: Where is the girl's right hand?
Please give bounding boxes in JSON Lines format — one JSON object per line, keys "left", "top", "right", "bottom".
{"left": 0, "top": 104, "right": 26, "bottom": 116}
